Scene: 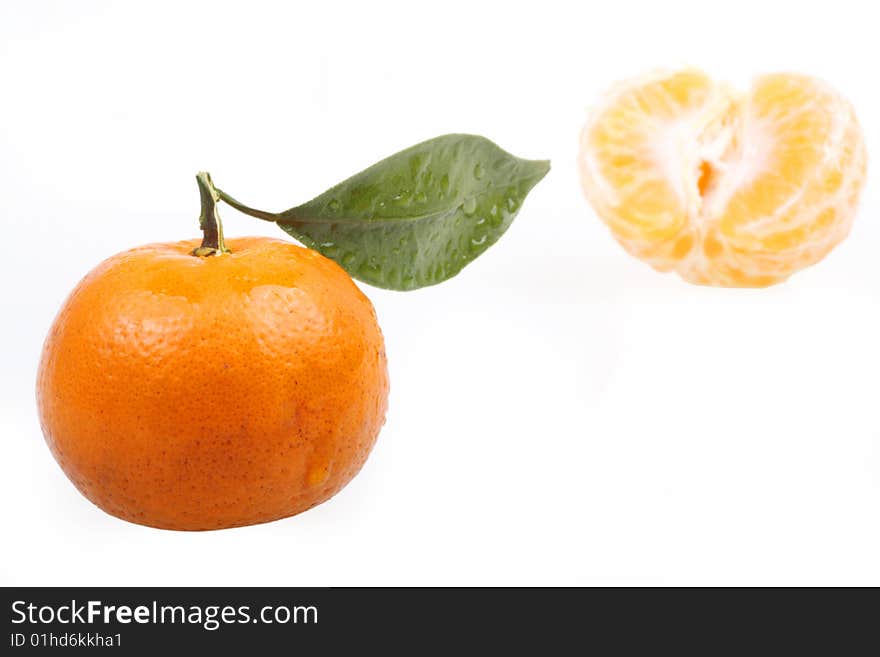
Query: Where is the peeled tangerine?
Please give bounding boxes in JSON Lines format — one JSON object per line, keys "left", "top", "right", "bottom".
{"left": 578, "top": 70, "right": 867, "bottom": 286}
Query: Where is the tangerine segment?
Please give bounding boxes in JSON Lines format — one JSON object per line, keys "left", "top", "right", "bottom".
{"left": 579, "top": 70, "right": 867, "bottom": 286}
{"left": 37, "top": 238, "right": 389, "bottom": 530}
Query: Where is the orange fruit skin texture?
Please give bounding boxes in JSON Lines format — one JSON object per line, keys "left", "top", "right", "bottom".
{"left": 37, "top": 237, "right": 389, "bottom": 531}
{"left": 578, "top": 70, "right": 867, "bottom": 287}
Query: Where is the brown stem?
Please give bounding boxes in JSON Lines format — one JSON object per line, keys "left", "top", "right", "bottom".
{"left": 192, "top": 172, "right": 230, "bottom": 256}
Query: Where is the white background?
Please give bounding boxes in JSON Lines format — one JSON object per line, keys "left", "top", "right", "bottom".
{"left": 1, "top": 0, "right": 878, "bottom": 586}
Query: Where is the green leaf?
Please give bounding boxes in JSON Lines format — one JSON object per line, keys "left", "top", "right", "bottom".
{"left": 274, "top": 134, "right": 549, "bottom": 290}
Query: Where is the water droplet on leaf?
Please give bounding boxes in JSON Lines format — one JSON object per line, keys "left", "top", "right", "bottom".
{"left": 488, "top": 205, "right": 502, "bottom": 227}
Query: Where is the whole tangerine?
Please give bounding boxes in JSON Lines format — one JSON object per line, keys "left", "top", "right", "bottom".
{"left": 37, "top": 234, "right": 389, "bottom": 530}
